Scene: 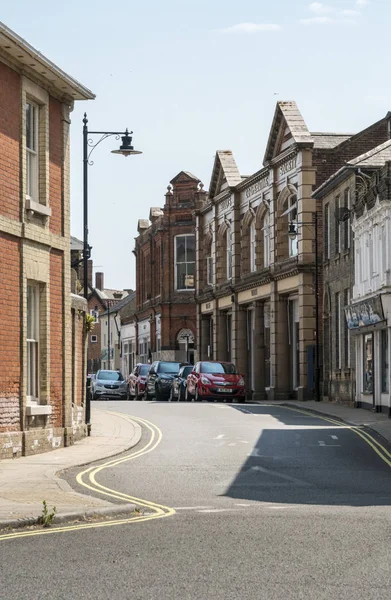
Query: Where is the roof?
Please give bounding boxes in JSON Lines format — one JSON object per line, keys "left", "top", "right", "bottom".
{"left": 313, "top": 139, "right": 391, "bottom": 197}
{"left": 101, "top": 291, "right": 136, "bottom": 316}
{"left": 70, "top": 236, "right": 83, "bottom": 251}
{"left": 264, "top": 101, "right": 313, "bottom": 164}
{"left": 209, "top": 151, "right": 242, "bottom": 198}
{"left": 0, "top": 21, "right": 95, "bottom": 101}
{"left": 95, "top": 288, "right": 128, "bottom": 302}
{"left": 170, "top": 171, "right": 200, "bottom": 185}
{"left": 311, "top": 133, "right": 353, "bottom": 149}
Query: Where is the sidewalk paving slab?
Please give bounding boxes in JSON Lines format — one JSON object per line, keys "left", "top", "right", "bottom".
{"left": 0, "top": 408, "right": 141, "bottom": 530}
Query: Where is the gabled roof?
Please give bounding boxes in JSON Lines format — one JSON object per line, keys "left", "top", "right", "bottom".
{"left": 263, "top": 101, "right": 313, "bottom": 165}
{"left": 170, "top": 171, "right": 200, "bottom": 184}
{"left": 101, "top": 291, "right": 136, "bottom": 317}
{"left": 208, "top": 150, "right": 242, "bottom": 199}
{"left": 95, "top": 288, "right": 128, "bottom": 302}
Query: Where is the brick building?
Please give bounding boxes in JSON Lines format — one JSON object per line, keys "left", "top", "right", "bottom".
{"left": 196, "top": 101, "right": 390, "bottom": 401}
{"left": 0, "top": 23, "right": 94, "bottom": 457}
{"left": 134, "top": 171, "right": 206, "bottom": 363}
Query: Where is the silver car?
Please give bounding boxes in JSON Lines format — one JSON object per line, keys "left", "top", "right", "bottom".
{"left": 92, "top": 370, "right": 129, "bottom": 400}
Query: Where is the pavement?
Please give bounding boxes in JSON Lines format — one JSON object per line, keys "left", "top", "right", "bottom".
{"left": 0, "top": 408, "right": 141, "bottom": 529}
{"left": 0, "top": 399, "right": 390, "bottom": 531}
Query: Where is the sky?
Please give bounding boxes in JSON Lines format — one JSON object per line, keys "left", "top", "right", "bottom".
{"left": 2, "top": 0, "right": 390, "bottom": 289}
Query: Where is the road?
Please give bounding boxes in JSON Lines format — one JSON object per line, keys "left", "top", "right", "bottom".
{"left": 1, "top": 402, "right": 391, "bottom": 600}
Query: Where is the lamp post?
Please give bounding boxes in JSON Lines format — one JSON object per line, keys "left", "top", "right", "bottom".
{"left": 288, "top": 211, "right": 320, "bottom": 402}
{"left": 82, "top": 113, "right": 142, "bottom": 432}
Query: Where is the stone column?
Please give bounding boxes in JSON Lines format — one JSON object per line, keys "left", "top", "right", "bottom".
{"left": 200, "top": 315, "right": 211, "bottom": 360}
{"left": 269, "top": 289, "right": 290, "bottom": 400}
{"left": 253, "top": 302, "right": 266, "bottom": 400}
{"left": 298, "top": 271, "right": 316, "bottom": 400}
{"left": 232, "top": 304, "right": 247, "bottom": 379}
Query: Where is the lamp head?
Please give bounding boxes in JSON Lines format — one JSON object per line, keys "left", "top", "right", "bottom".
{"left": 111, "top": 129, "right": 142, "bottom": 157}
{"left": 288, "top": 222, "right": 297, "bottom": 240}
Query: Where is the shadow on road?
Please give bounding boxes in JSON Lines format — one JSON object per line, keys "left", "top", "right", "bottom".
{"left": 221, "top": 404, "right": 391, "bottom": 507}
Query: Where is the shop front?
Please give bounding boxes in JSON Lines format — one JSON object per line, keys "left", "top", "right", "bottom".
{"left": 346, "top": 295, "right": 391, "bottom": 414}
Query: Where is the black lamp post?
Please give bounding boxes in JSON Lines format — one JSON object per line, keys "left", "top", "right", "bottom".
{"left": 288, "top": 211, "right": 320, "bottom": 402}
{"left": 82, "top": 113, "right": 142, "bottom": 432}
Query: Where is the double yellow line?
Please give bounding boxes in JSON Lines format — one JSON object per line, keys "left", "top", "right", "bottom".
{"left": 0, "top": 413, "right": 175, "bottom": 542}
{"left": 283, "top": 405, "right": 391, "bottom": 468}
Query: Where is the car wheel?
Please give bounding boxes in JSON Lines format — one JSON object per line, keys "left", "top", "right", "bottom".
{"left": 93, "top": 393, "right": 98, "bottom": 401}
{"left": 135, "top": 385, "right": 140, "bottom": 400}
{"left": 178, "top": 386, "right": 185, "bottom": 402}
{"left": 185, "top": 387, "right": 193, "bottom": 402}
{"left": 169, "top": 387, "right": 174, "bottom": 402}
{"left": 155, "top": 385, "right": 164, "bottom": 402}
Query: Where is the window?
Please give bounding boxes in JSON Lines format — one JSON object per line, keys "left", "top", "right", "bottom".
{"left": 91, "top": 335, "right": 98, "bottom": 343}
{"left": 90, "top": 307, "right": 99, "bottom": 324}
{"left": 227, "top": 228, "right": 233, "bottom": 279}
{"left": 363, "top": 333, "right": 373, "bottom": 393}
{"left": 343, "top": 188, "right": 351, "bottom": 251}
{"left": 175, "top": 235, "right": 195, "bottom": 290}
{"left": 369, "top": 233, "right": 373, "bottom": 279}
{"left": 381, "top": 330, "right": 389, "bottom": 394}
{"left": 27, "top": 284, "right": 40, "bottom": 401}
{"left": 344, "top": 289, "right": 350, "bottom": 368}
{"left": 207, "top": 255, "right": 214, "bottom": 285}
{"left": 335, "top": 292, "right": 341, "bottom": 369}
{"left": 335, "top": 195, "right": 341, "bottom": 255}
{"left": 324, "top": 204, "right": 330, "bottom": 260}
{"left": 263, "top": 212, "right": 270, "bottom": 267}
{"left": 26, "top": 102, "right": 39, "bottom": 202}
{"left": 288, "top": 195, "right": 298, "bottom": 257}
{"left": 250, "top": 220, "right": 256, "bottom": 272}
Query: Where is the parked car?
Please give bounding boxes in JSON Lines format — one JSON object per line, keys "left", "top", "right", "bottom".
{"left": 169, "top": 365, "right": 194, "bottom": 401}
{"left": 144, "top": 361, "right": 182, "bottom": 401}
{"left": 128, "top": 364, "right": 150, "bottom": 400}
{"left": 186, "top": 361, "right": 246, "bottom": 403}
{"left": 91, "top": 369, "right": 129, "bottom": 400}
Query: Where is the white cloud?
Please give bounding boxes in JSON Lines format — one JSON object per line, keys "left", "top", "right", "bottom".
{"left": 219, "top": 22, "right": 281, "bottom": 34}
{"left": 309, "top": 2, "right": 333, "bottom": 13}
{"left": 341, "top": 9, "right": 360, "bottom": 15}
{"left": 300, "top": 16, "right": 334, "bottom": 24}
{"left": 356, "top": 0, "right": 368, "bottom": 5}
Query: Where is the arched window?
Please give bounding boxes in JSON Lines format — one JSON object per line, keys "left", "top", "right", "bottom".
{"left": 226, "top": 226, "right": 233, "bottom": 279}
{"left": 263, "top": 211, "right": 270, "bottom": 267}
{"left": 249, "top": 220, "right": 256, "bottom": 272}
{"left": 277, "top": 185, "right": 298, "bottom": 262}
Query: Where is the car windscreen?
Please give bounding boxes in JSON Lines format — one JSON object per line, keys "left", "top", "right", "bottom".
{"left": 139, "top": 365, "right": 150, "bottom": 376}
{"left": 181, "top": 366, "right": 193, "bottom": 378}
{"left": 200, "top": 362, "right": 238, "bottom": 374}
{"left": 98, "top": 371, "right": 124, "bottom": 381}
{"left": 158, "top": 362, "right": 181, "bottom": 374}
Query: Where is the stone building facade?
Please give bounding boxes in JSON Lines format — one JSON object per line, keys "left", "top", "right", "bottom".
{"left": 134, "top": 171, "right": 206, "bottom": 364}
{"left": 196, "top": 101, "right": 390, "bottom": 401}
{"left": 0, "top": 24, "right": 94, "bottom": 457}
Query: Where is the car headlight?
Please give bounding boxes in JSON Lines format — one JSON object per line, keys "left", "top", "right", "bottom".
{"left": 201, "top": 376, "right": 210, "bottom": 385}
{"left": 238, "top": 378, "right": 245, "bottom": 386}
{"left": 95, "top": 384, "right": 104, "bottom": 390}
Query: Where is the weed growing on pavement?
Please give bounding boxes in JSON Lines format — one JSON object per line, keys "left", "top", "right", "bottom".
{"left": 40, "top": 500, "right": 56, "bottom": 527}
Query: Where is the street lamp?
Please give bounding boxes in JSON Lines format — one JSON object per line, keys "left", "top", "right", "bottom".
{"left": 82, "top": 113, "right": 142, "bottom": 432}
{"left": 288, "top": 211, "right": 320, "bottom": 402}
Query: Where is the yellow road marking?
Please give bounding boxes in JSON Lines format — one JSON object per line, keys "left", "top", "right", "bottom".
{"left": 0, "top": 412, "right": 175, "bottom": 542}
{"left": 281, "top": 405, "right": 391, "bottom": 467}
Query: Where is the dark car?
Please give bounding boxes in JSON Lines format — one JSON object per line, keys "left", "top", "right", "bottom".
{"left": 144, "top": 361, "right": 182, "bottom": 401}
{"left": 186, "top": 361, "right": 246, "bottom": 403}
{"left": 169, "top": 365, "right": 194, "bottom": 401}
{"left": 92, "top": 369, "right": 129, "bottom": 400}
{"left": 128, "top": 363, "right": 150, "bottom": 400}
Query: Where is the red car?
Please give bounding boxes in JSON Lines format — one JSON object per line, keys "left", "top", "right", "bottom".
{"left": 128, "top": 363, "right": 151, "bottom": 400}
{"left": 186, "top": 361, "right": 246, "bottom": 403}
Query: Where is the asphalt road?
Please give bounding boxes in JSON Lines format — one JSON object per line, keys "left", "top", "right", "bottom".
{"left": 1, "top": 402, "right": 391, "bottom": 600}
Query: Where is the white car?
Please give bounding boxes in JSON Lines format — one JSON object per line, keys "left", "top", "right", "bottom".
{"left": 92, "top": 370, "right": 129, "bottom": 400}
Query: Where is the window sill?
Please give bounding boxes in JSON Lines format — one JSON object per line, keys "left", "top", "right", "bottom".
{"left": 26, "top": 404, "right": 53, "bottom": 416}
{"left": 26, "top": 198, "right": 52, "bottom": 218}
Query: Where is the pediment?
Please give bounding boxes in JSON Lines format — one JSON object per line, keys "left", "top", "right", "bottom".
{"left": 263, "top": 101, "right": 313, "bottom": 165}
{"left": 208, "top": 151, "right": 242, "bottom": 199}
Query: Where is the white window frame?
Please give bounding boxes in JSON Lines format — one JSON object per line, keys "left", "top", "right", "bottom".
{"left": 175, "top": 234, "right": 195, "bottom": 290}
{"left": 26, "top": 101, "right": 39, "bottom": 203}
{"left": 227, "top": 228, "right": 233, "bottom": 279}
{"left": 27, "top": 283, "right": 40, "bottom": 403}
{"left": 250, "top": 220, "right": 256, "bottom": 272}
{"left": 90, "top": 308, "right": 99, "bottom": 324}
{"left": 91, "top": 335, "right": 98, "bottom": 343}
{"left": 324, "top": 203, "right": 330, "bottom": 260}
{"left": 263, "top": 212, "right": 270, "bottom": 268}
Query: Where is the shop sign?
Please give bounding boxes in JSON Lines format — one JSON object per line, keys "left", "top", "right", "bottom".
{"left": 345, "top": 296, "right": 384, "bottom": 330}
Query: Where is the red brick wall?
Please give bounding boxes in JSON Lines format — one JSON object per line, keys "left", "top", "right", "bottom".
{"left": 50, "top": 250, "right": 63, "bottom": 426}
{"left": 0, "top": 63, "right": 20, "bottom": 221}
{"left": 49, "top": 97, "right": 63, "bottom": 236}
{"left": 0, "top": 234, "right": 21, "bottom": 432}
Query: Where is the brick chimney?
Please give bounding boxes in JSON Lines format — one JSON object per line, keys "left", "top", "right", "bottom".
{"left": 95, "top": 272, "right": 104, "bottom": 291}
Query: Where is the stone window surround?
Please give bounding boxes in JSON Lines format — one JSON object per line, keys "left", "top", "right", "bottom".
{"left": 22, "top": 76, "right": 52, "bottom": 219}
